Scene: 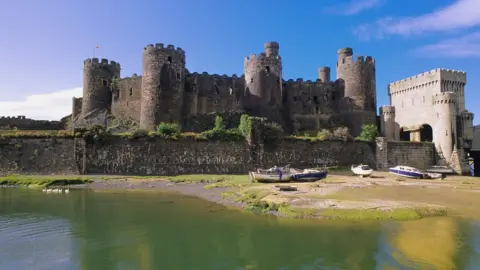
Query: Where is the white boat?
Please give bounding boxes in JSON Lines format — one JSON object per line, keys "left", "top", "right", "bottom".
{"left": 388, "top": 166, "right": 425, "bottom": 179}
{"left": 351, "top": 164, "right": 373, "bottom": 177}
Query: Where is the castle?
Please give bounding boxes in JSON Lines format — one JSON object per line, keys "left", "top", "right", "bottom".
{"left": 379, "top": 69, "right": 475, "bottom": 173}
{"left": 71, "top": 42, "right": 377, "bottom": 136}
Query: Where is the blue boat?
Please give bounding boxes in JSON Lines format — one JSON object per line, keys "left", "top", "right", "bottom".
{"left": 290, "top": 169, "right": 328, "bottom": 182}
{"left": 389, "top": 166, "right": 425, "bottom": 179}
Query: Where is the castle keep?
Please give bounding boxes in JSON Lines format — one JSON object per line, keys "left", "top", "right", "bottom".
{"left": 379, "top": 69, "right": 475, "bottom": 173}
{"left": 72, "top": 42, "right": 377, "bottom": 136}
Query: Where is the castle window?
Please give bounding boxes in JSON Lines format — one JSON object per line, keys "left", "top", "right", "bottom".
{"left": 250, "top": 78, "right": 254, "bottom": 83}
{"left": 313, "top": 96, "right": 318, "bottom": 104}
{"left": 265, "top": 66, "right": 270, "bottom": 74}
{"left": 423, "top": 96, "right": 425, "bottom": 103}
{"left": 102, "top": 80, "right": 108, "bottom": 86}
{"left": 214, "top": 85, "right": 220, "bottom": 95}
{"left": 316, "top": 107, "right": 319, "bottom": 114}
{"left": 192, "top": 84, "right": 197, "bottom": 92}
{"left": 167, "top": 56, "right": 172, "bottom": 63}
{"left": 412, "top": 98, "right": 414, "bottom": 105}
{"left": 229, "top": 88, "right": 233, "bottom": 95}
{"left": 402, "top": 101, "right": 404, "bottom": 108}
{"left": 236, "top": 100, "right": 240, "bottom": 106}
{"left": 213, "top": 99, "right": 218, "bottom": 105}
{"left": 177, "top": 73, "right": 180, "bottom": 79}
{"left": 129, "top": 88, "right": 133, "bottom": 96}
{"left": 332, "top": 95, "right": 336, "bottom": 102}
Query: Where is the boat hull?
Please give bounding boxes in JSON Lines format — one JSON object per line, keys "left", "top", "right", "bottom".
{"left": 388, "top": 168, "right": 424, "bottom": 179}
{"left": 290, "top": 171, "right": 328, "bottom": 182}
{"left": 250, "top": 172, "right": 292, "bottom": 183}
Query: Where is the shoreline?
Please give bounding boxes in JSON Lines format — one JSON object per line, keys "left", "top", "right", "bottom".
{"left": 2, "top": 172, "right": 480, "bottom": 221}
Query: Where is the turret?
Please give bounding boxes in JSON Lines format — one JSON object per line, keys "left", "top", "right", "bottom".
{"left": 433, "top": 92, "right": 457, "bottom": 162}
{"left": 81, "top": 58, "right": 121, "bottom": 116}
{"left": 140, "top": 43, "right": 186, "bottom": 130}
{"left": 72, "top": 97, "right": 83, "bottom": 120}
{"left": 318, "top": 67, "right": 330, "bottom": 83}
{"left": 461, "top": 111, "right": 474, "bottom": 141}
{"left": 379, "top": 105, "right": 396, "bottom": 141}
{"left": 336, "top": 47, "right": 376, "bottom": 136}
{"left": 243, "top": 41, "right": 283, "bottom": 115}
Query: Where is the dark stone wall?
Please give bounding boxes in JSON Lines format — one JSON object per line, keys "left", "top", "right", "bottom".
{"left": 0, "top": 137, "right": 384, "bottom": 176}
{"left": 0, "top": 138, "right": 79, "bottom": 176}
{"left": 375, "top": 138, "right": 435, "bottom": 170}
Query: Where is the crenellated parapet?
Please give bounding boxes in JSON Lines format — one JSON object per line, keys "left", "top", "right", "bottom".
{"left": 379, "top": 105, "right": 395, "bottom": 115}
{"left": 433, "top": 92, "right": 457, "bottom": 105}
{"left": 143, "top": 43, "right": 185, "bottom": 62}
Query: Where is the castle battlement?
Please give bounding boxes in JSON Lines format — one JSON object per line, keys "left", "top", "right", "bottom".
{"left": 433, "top": 92, "right": 457, "bottom": 104}
{"left": 380, "top": 105, "right": 395, "bottom": 115}
{"left": 143, "top": 43, "right": 185, "bottom": 55}
{"left": 0, "top": 116, "right": 26, "bottom": 120}
{"left": 389, "top": 68, "right": 466, "bottom": 87}
{"left": 84, "top": 58, "right": 121, "bottom": 68}
{"left": 338, "top": 55, "right": 375, "bottom": 65}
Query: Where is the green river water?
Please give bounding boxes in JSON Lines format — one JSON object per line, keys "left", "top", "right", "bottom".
{"left": 1, "top": 188, "right": 479, "bottom": 270}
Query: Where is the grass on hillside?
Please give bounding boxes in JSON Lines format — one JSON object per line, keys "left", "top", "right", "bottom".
{"left": 0, "top": 175, "right": 92, "bottom": 187}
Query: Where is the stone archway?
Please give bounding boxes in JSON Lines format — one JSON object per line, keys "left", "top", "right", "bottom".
{"left": 399, "top": 127, "right": 410, "bottom": 141}
{"left": 420, "top": 124, "right": 433, "bottom": 142}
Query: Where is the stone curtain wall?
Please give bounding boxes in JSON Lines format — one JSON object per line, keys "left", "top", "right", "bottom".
{"left": 0, "top": 138, "right": 79, "bottom": 176}
{"left": 0, "top": 137, "right": 380, "bottom": 176}
{"left": 84, "top": 138, "right": 252, "bottom": 175}
{"left": 260, "top": 140, "right": 375, "bottom": 169}
{"left": 375, "top": 137, "right": 435, "bottom": 170}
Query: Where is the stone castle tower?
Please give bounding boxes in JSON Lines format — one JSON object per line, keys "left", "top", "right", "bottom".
{"left": 381, "top": 69, "right": 475, "bottom": 174}
{"left": 71, "top": 42, "right": 377, "bottom": 137}
{"left": 336, "top": 48, "right": 377, "bottom": 136}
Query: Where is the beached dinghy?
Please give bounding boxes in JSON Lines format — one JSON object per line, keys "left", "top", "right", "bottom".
{"left": 388, "top": 166, "right": 425, "bottom": 179}
{"left": 290, "top": 168, "right": 328, "bottom": 182}
{"left": 351, "top": 164, "right": 373, "bottom": 177}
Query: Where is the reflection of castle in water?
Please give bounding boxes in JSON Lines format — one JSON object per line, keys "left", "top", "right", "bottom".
{"left": 376, "top": 217, "right": 477, "bottom": 269}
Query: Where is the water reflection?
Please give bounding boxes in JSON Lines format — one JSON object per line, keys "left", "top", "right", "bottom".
{"left": 0, "top": 188, "right": 479, "bottom": 269}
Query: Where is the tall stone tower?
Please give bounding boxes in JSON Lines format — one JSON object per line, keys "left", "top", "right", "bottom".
{"left": 336, "top": 48, "right": 376, "bottom": 136}
{"left": 243, "top": 42, "right": 284, "bottom": 124}
{"left": 433, "top": 92, "right": 457, "bottom": 162}
{"left": 140, "top": 43, "right": 186, "bottom": 130}
{"left": 380, "top": 105, "right": 396, "bottom": 141}
{"left": 81, "top": 58, "right": 121, "bottom": 116}
{"left": 318, "top": 67, "right": 331, "bottom": 83}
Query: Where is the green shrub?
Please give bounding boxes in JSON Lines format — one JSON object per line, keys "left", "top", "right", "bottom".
{"left": 156, "top": 122, "right": 180, "bottom": 136}
{"left": 355, "top": 124, "right": 379, "bottom": 142}
{"left": 317, "top": 129, "right": 333, "bottom": 140}
{"left": 238, "top": 114, "right": 253, "bottom": 137}
{"left": 214, "top": 115, "right": 226, "bottom": 130}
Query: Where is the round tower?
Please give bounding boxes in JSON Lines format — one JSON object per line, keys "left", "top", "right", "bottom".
{"left": 244, "top": 41, "right": 283, "bottom": 111}
{"left": 140, "top": 43, "right": 186, "bottom": 130}
{"left": 433, "top": 92, "right": 457, "bottom": 162}
{"left": 379, "top": 105, "right": 396, "bottom": 140}
{"left": 72, "top": 97, "right": 82, "bottom": 120}
{"left": 336, "top": 47, "right": 376, "bottom": 136}
{"left": 81, "top": 58, "right": 121, "bottom": 116}
{"left": 318, "top": 67, "right": 330, "bottom": 83}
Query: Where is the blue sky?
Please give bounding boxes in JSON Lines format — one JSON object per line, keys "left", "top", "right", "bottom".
{"left": 0, "top": 0, "right": 479, "bottom": 122}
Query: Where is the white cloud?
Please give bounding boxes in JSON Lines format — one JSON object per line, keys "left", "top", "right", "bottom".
{"left": 0, "top": 87, "right": 82, "bottom": 121}
{"left": 355, "top": 0, "right": 480, "bottom": 39}
{"left": 415, "top": 32, "right": 480, "bottom": 58}
{"left": 323, "top": 0, "right": 384, "bottom": 15}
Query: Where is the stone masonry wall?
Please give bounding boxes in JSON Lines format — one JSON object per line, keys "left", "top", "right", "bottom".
{"left": 375, "top": 138, "right": 435, "bottom": 170}
{"left": 0, "top": 137, "right": 382, "bottom": 176}
{"left": 0, "top": 138, "right": 79, "bottom": 176}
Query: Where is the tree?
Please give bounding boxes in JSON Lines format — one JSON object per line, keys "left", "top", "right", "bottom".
{"left": 356, "top": 124, "right": 379, "bottom": 142}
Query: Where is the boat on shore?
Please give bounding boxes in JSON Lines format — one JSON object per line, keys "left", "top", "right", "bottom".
{"left": 425, "top": 165, "right": 454, "bottom": 174}
{"left": 351, "top": 164, "right": 373, "bottom": 177}
{"left": 388, "top": 166, "right": 426, "bottom": 179}
{"left": 250, "top": 165, "right": 328, "bottom": 183}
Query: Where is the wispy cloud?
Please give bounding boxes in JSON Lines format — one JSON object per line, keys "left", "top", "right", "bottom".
{"left": 323, "top": 0, "right": 384, "bottom": 16}
{"left": 0, "top": 87, "right": 82, "bottom": 121}
{"left": 415, "top": 31, "right": 480, "bottom": 58}
{"left": 355, "top": 0, "right": 480, "bottom": 39}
